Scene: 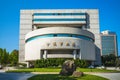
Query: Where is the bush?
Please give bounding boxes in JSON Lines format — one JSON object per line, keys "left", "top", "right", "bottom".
{"left": 74, "top": 59, "right": 89, "bottom": 68}
{"left": 34, "top": 58, "right": 89, "bottom": 68}
{"left": 34, "top": 58, "right": 66, "bottom": 68}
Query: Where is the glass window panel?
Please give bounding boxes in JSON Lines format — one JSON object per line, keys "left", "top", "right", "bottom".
{"left": 26, "top": 34, "right": 94, "bottom": 43}
{"left": 57, "top": 34, "right": 70, "bottom": 37}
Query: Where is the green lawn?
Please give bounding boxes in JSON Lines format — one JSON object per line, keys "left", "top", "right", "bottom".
{"left": 77, "top": 68, "right": 120, "bottom": 73}
{"left": 6, "top": 67, "right": 120, "bottom": 73}
{"left": 6, "top": 68, "right": 61, "bottom": 73}
{"left": 27, "top": 74, "right": 108, "bottom": 80}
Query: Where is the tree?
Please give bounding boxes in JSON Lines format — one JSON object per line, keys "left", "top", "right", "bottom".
{"left": 9, "top": 50, "right": 18, "bottom": 66}
{"left": 0, "top": 48, "right": 9, "bottom": 65}
{"left": 0, "top": 48, "right": 3, "bottom": 64}
{"left": 101, "top": 54, "right": 116, "bottom": 67}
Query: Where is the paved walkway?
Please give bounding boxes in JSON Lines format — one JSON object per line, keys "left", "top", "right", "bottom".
{"left": 0, "top": 69, "right": 5, "bottom": 73}
{"left": 0, "top": 71, "right": 35, "bottom": 80}
{"left": 106, "top": 67, "right": 120, "bottom": 71}
{"left": 88, "top": 73, "right": 120, "bottom": 80}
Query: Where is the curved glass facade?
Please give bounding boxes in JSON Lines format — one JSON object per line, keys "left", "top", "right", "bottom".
{"left": 26, "top": 34, "right": 94, "bottom": 43}
{"left": 101, "top": 36, "right": 115, "bottom": 55}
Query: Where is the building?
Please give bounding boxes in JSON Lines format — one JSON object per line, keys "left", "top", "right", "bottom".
{"left": 101, "top": 30, "right": 118, "bottom": 56}
{"left": 19, "top": 9, "right": 101, "bottom": 65}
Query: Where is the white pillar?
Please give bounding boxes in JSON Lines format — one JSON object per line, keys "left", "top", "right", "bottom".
{"left": 26, "top": 62, "right": 29, "bottom": 68}
{"left": 34, "top": 25, "right": 37, "bottom": 30}
{"left": 79, "top": 50, "right": 81, "bottom": 59}
{"left": 73, "top": 50, "right": 77, "bottom": 60}
{"left": 82, "top": 25, "right": 86, "bottom": 30}
{"left": 44, "top": 50, "right": 47, "bottom": 59}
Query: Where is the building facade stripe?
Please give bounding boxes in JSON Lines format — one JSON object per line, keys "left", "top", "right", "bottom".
{"left": 25, "top": 34, "right": 94, "bottom": 43}
{"left": 33, "top": 13, "right": 86, "bottom": 16}
{"left": 33, "top": 21, "right": 86, "bottom": 24}
{"left": 33, "top": 18, "right": 86, "bottom": 21}
{"left": 33, "top": 16, "right": 86, "bottom": 19}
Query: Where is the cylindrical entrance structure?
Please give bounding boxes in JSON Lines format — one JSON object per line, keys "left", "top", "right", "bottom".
{"left": 25, "top": 27, "right": 95, "bottom": 61}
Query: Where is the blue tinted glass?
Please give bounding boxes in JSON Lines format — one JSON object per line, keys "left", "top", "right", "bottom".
{"left": 45, "top": 34, "right": 54, "bottom": 37}
{"left": 57, "top": 34, "right": 71, "bottom": 37}
{"left": 26, "top": 34, "right": 94, "bottom": 43}
{"left": 77, "top": 35, "right": 90, "bottom": 41}
{"left": 72, "top": 35, "right": 77, "bottom": 38}
{"left": 101, "top": 36, "right": 115, "bottom": 55}
{"left": 102, "top": 36, "right": 114, "bottom": 40}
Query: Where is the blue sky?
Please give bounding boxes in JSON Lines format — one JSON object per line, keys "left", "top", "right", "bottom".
{"left": 0, "top": 0, "right": 120, "bottom": 55}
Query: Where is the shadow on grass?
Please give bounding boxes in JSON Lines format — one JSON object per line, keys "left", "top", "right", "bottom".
{"left": 28, "top": 74, "right": 77, "bottom": 80}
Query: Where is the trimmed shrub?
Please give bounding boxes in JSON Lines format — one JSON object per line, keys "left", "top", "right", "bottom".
{"left": 34, "top": 58, "right": 89, "bottom": 68}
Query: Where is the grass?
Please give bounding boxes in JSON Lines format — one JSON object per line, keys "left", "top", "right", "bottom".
{"left": 27, "top": 74, "right": 109, "bottom": 80}
{"left": 6, "top": 68, "right": 61, "bottom": 73}
{"left": 6, "top": 67, "right": 120, "bottom": 73}
{"left": 77, "top": 68, "right": 120, "bottom": 73}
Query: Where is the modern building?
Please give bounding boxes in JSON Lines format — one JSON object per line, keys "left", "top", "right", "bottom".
{"left": 101, "top": 30, "right": 118, "bottom": 56}
{"left": 19, "top": 9, "right": 101, "bottom": 65}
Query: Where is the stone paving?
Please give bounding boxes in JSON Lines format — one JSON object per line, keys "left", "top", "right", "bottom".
{"left": 92, "top": 73, "right": 120, "bottom": 80}
{"left": 0, "top": 71, "right": 35, "bottom": 80}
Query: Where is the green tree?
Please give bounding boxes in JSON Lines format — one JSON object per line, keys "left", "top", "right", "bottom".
{"left": 0, "top": 48, "right": 9, "bottom": 65}
{"left": 0, "top": 48, "right": 3, "bottom": 64}
{"left": 3, "top": 49, "right": 9, "bottom": 64}
{"left": 101, "top": 54, "right": 116, "bottom": 67}
{"left": 9, "top": 50, "right": 19, "bottom": 66}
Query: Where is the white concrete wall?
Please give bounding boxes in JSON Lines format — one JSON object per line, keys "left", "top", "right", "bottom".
{"left": 25, "top": 37, "right": 95, "bottom": 61}
{"left": 19, "top": 10, "right": 33, "bottom": 62}
{"left": 25, "top": 27, "right": 94, "bottom": 40}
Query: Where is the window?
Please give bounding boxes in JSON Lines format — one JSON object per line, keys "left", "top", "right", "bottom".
{"left": 26, "top": 34, "right": 94, "bottom": 43}
{"left": 57, "top": 34, "right": 70, "bottom": 37}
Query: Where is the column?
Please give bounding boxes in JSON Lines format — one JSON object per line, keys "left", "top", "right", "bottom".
{"left": 32, "top": 25, "right": 37, "bottom": 30}
{"left": 79, "top": 50, "right": 81, "bottom": 59}
{"left": 26, "top": 62, "right": 29, "bottom": 68}
{"left": 34, "top": 25, "right": 37, "bottom": 30}
{"left": 44, "top": 50, "right": 47, "bottom": 59}
{"left": 73, "top": 50, "right": 77, "bottom": 60}
{"left": 82, "top": 25, "right": 86, "bottom": 30}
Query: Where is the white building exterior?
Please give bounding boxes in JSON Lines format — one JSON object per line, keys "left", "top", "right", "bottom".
{"left": 19, "top": 9, "right": 101, "bottom": 65}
